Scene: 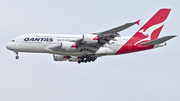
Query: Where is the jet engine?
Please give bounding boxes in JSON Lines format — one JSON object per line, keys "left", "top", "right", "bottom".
{"left": 53, "top": 54, "right": 68, "bottom": 61}
{"left": 60, "top": 42, "right": 76, "bottom": 51}
{"left": 68, "top": 56, "right": 80, "bottom": 62}
{"left": 83, "top": 34, "right": 98, "bottom": 43}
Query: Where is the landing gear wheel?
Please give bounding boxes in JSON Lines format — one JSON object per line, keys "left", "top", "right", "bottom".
{"left": 15, "top": 56, "right": 19, "bottom": 59}
{"left": 14, "top": 51, "right": 19, "bottom": 59}
{"left": 78, "top": 60, "right": 81, "bottom": 64}
{"left": 78, "top": 55, "right": 97, "bottom": 64}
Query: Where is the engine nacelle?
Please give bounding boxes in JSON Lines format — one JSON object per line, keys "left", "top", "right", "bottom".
{"left": 53, "top": 54, "right": 68, "bottom": 61}
{"left": 60, "top": 42, "right": 76, "bottom": 51}
{"left": 83, "top": 34, "right": 98, "bottom": 43}
{"left": 68, "top": 56, "right": 80, "bottom": 62}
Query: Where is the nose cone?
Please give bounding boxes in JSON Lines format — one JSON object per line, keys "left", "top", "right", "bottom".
{"left": 6, "top": 42, "right": 12, "bottom": 50}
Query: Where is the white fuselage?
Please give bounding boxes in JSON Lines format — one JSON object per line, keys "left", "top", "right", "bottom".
{"left": 6, "top": 34, "right": 130, "bottom": 56}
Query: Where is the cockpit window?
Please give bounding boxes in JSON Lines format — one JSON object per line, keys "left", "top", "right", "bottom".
{"left": 11, "top": 40, "right": 15, "bottom": 42}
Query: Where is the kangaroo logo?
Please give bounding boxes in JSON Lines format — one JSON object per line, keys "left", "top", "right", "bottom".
{"left": 134, "top": 21, "right": 165, "bottom": 45}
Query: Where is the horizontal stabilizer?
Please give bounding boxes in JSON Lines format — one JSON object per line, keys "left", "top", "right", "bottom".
{"left": 141, "top": 35, "right": 177, "bottom": 45}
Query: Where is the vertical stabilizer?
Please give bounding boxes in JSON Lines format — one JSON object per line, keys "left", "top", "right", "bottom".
{"left": 134, "top": 9, "right": 171, "bottom": 45}
{"left": 115, "top": 9, "right": 171, "bottom": 54}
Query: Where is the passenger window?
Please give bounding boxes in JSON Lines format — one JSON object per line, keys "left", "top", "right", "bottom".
{"left": 11, "top": 40, "right": 15, "bottom": 42}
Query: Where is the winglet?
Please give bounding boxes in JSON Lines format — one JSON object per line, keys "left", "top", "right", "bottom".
{"left": 135, "top": 19, "right": 141, "bottom": 25}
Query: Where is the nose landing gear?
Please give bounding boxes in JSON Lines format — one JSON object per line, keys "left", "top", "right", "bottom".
{"left": 15, "top": 52, "right": 19, "bottom": 59}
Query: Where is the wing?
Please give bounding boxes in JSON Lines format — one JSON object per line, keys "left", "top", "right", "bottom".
{"left": 76, "top": 20, "right": 140, "bottom": 53}
{"left": 48, "top": 20, "right": 140, "bottom": 54}
{"left": 99, "top": 20, "right": 140, "bottom": 36}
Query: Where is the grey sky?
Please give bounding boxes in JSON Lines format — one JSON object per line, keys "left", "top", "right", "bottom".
{"left": 0, "top": 0, "right": 180, "bottom": 101}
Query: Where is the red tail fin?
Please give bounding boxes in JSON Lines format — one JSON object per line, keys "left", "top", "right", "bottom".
{"left": 115, "top": 9, "right": 171, "bottom": 54}
{"left": 134, "top": 8, "right": 171, "bottom": 45}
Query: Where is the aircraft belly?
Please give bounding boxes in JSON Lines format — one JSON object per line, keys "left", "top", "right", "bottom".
{"left": 95, "top": 47, "right": 115, "bottom": 55}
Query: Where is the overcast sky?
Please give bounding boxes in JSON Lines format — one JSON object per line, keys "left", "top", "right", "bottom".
{"left": 0, "top": 0, "right": 180, "bottom": 101}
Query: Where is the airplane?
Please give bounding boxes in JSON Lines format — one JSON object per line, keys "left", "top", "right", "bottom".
{"left": 6, "top": 8, "right": 176, "bottom": 64}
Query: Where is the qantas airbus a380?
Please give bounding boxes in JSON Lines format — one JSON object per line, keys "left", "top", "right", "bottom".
{"left": 6, "top": 8, "right": 176, "bottom": 64}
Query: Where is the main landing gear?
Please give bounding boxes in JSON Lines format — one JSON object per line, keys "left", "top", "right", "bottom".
{"left": 15, "top": 52, "right": 19, "bottom": 59}
{"left": 78, "top": 55, "right": 97, "bottom": 64}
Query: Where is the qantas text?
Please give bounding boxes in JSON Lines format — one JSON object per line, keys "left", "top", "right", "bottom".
{"left": 24, "top": 38, "right": 53, "bottom": 42}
